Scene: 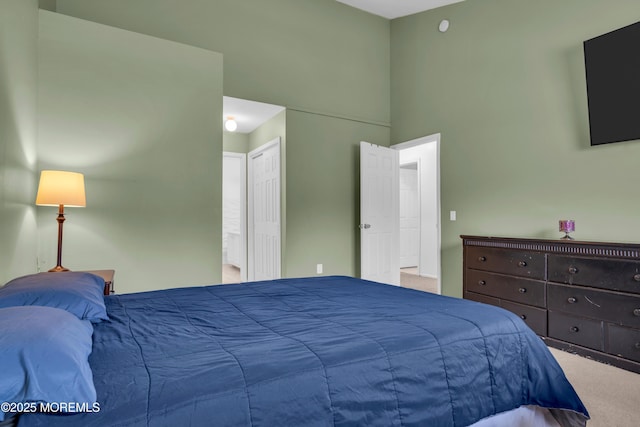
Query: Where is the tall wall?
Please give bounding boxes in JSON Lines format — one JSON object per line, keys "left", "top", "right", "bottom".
{"left": 391, "top": 0, "right": 640, "bottom": 296}
{"left": 55, "top": 0, "right": 392, "bottom": 279}
{"left": 0, "top": 0, "right": 39, "bottom": 284}
{"left": 286, "top": 111, "right": 389, "bottom": 277}
{"left": 37, "top": 11, "right": 223, "bottom": 293}
{"left": 56, "top": 0, "right": 390, "bottom": 124}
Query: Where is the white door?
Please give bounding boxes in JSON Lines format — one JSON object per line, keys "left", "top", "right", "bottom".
{"left": 399, "top": 163, "right": 420, "bottom": 268}
{"left": 248, "top": 138, "right": 281, "bottom": 281}
{"left": 360, "top": 141, "right": 400, "bottom": 285}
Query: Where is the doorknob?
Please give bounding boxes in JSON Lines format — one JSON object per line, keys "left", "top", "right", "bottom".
{"left": 359, "top": 224, "right": 371, "bottom": 229}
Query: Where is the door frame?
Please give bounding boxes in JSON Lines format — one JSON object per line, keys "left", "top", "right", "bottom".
{"left": 222, "top": 151, "right": 247, "bottom": 282}
{"left": 247, "top": 137, "right": 282, "bottom": 281}
{"left": 392, "top": 133, "right": 442, "bottom": 294}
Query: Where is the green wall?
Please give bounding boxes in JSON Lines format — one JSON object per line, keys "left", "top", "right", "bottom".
{"left": 223, "top": 133, "right": 250, "bottom": 154}
{"left": 55, "top": 0, "right": 392, "bottom": 280}
{"left": 56, "top": 0, "right": 390, "bottom": 124}
{"left": 391, "top": 0, "right": 640, "bottom": 297}
{"left": 37, "top": 11, "right": 223, "bottom": 293}
{"left": 286, "top": 110, "right": 389, "bottom": 278}
{"left": 0, "top": 0, "right": 39, "bottom": 284}
{"left": 47, "top": 0, "right": 639, "bottom": 296}
{"left": 249, "top": 110, "right": 286, "bottom": 154}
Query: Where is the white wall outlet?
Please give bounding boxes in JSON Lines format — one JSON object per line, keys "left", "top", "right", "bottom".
{"left": 316, "top": 263, "right": 323, "bottom": 274}
{"left": 450, "top": 210, "right": 457, "bottom": 221}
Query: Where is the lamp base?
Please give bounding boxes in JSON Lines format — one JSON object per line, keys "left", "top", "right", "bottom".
{"left": 560, "top": 233, "right": 574, "bottom": 240}
{"left": 48, "top": 265, "right": 70, "bottom": 272}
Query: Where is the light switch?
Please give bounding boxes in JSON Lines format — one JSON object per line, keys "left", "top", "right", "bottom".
{"left": 316, "top": 264, "right": 323, "bottom": 274}
{"left": 450, "top": 211, "right": 457, "bottom": 221}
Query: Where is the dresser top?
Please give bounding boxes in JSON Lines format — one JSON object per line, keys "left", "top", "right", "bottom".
{"left": 461, "top": 235, "right": 640, "bottom": 260}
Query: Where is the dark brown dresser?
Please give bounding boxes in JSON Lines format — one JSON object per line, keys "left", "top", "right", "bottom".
{"left": 462, "top": 235, "right": 640, "bottom": 373}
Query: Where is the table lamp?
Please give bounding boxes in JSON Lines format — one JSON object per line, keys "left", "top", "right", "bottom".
{"left": 35, "top": 170, "right": 86, "bottom": 272}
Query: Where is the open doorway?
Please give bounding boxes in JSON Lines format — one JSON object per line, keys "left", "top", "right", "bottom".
{"left": 392, "top": 134, "right": 441, "bottom": 294}
{"left": 399, "top": 162, "right": 420, "bottom": 268}
{"left": 221, "top": 96, "right": 285, "bottom": 284}
{"left": 222, "top": 152, "right": 246, "bottom": 284}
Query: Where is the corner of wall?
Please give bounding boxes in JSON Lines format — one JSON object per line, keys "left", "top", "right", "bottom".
{"left": 0, "top": 0, "right": 39, "bottom": 283}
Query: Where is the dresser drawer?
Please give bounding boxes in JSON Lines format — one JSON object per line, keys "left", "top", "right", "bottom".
{"left": 549, "top": 255, "right": 640, "bottom": 294}
{"left": 464, "top": 291, "right": 500, "bottom": 307}
{"left": 500, "top": 300, "right": 547, "bottom": 336}
{"left": 466, "top": 246, "right": 545, "bottom": 279}
{"left": 548, "top": 283, "right": 640, "bottom": 328}
{"left": 548, "top": 311, "right": 604, "bottom": 351}
{"left": 608, "top": 324, "right": 640, "bottom": 363}
{"left": 466, "top": 270, "right": 546, "bottom": 308}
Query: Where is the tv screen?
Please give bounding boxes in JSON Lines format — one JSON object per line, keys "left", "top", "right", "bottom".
{"left": 583, "top": 21, "right": 640, "bottom": 146}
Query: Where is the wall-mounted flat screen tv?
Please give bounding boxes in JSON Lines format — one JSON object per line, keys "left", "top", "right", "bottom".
{"left": 584, "top": 21, "right": 640, "bottom": 146}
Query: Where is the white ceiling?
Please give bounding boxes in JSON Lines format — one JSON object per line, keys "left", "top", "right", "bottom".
{"left": 223, "top": 96, "right": 285, "bottom": 134}
{"left": 336, "top": 0, "right": 465, "bottom": 19}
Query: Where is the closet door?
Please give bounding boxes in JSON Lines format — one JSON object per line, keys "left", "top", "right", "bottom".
{"left": 248, "top": 138, "right": 281, "bottom": 281}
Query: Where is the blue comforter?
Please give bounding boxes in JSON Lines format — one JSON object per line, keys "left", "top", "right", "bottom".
{"left": 20, "top": 276, "right": 588, "bottom": 426}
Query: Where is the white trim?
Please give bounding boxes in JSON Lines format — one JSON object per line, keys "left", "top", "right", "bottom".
{"left": 392, "top": 132, "right": 441, "bottom": 150}
{"left": 392, "top": 133, "right": 442, "bottom": 295}
{"left": 222, "top": 152, "right": 247, "bottom": 282}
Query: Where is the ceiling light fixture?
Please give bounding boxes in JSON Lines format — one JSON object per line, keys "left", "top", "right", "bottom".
{"left": 224, "top": 116, "right": 238, "bottom": 132}
{"left": 439, "top": 19, "right": 450, "bottom": 33}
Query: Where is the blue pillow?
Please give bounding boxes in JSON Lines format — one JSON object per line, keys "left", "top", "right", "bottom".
{"left": 0, "top": 272, "right": 108, "bottom": 323}
{"left": 0, "top": 306, "right": 97, "bottom": 421}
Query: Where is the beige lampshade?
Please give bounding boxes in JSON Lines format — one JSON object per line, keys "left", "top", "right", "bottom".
{"left": 35, "top": 170, "right": 86, "bottom": 207}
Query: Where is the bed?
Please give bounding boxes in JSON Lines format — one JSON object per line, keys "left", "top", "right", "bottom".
{"left": 1, "top": 274, "right": 588, "bottom": 426}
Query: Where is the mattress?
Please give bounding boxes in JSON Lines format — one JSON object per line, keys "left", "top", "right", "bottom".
{"left": 19, "top": 276, "right": 589, "bottom": 426}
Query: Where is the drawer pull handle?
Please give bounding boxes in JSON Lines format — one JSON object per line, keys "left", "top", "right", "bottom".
{"left": 518, "top": 288, "right": 527, "bottom": 294}
{"left": 567, "top": 297, "right": 577, "bottom": 304}
{"left": 635, "top": 342, "right": 640, "bottom": 350}
{"left": 518, "top": 261, "right": 527, "bottom": 267}
{"left": 568, "top": 266, "right": 578, "bottom": 274}
{"left": 634, "top": 308, "right": 640, "bottom": 317}
{"left": 570, "top": 326, "right": 579, "bottom": 333}
{"left": 478, "top": 256, "right": 486, "bottom": 262}
{"left": 634, "top": 274, "right": 640, "bottom": 282}
{"left": 520, "top": 314, "right": 527, "bottom": 320}
{"left": 478, "top": 280, "right": 486, "bottom": 286}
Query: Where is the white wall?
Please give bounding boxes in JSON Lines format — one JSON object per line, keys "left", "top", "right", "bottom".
{"left": 398, "top": 140, "right": 439, "bottom": 278}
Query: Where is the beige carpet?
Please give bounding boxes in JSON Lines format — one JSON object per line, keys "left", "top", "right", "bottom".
{"left": 400, "top": 268, "right": 439, "bottom": 294}
{"left": 549, "top": 347, "right": 640, "bottom": 426}
{"left": 222, "top": 264, "right": 241, "bottom": 284}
